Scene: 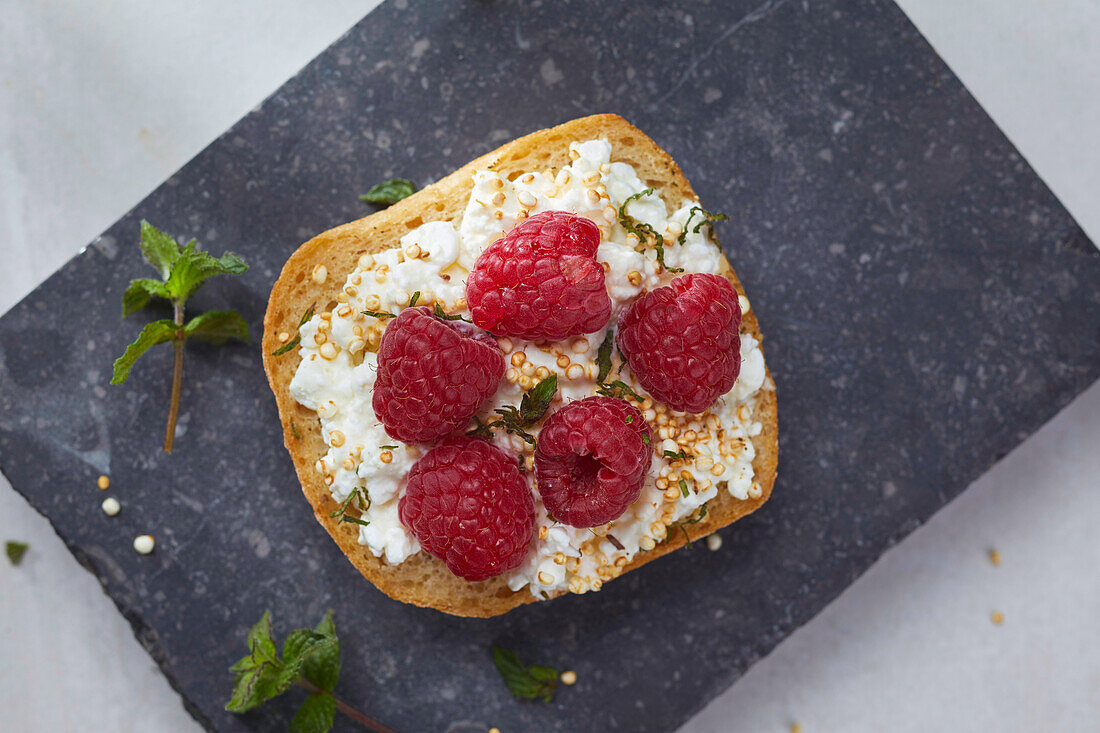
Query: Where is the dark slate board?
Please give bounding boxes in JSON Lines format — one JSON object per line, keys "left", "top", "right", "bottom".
{"left": 2, "top": 0, "right": 1099, "bottom": 730}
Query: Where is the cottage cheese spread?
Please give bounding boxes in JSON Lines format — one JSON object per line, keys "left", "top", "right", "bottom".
{"left": 289, "top": 139, "right": 768, "bottom": 597}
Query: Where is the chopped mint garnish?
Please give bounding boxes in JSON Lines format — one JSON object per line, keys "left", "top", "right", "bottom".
{"left": 5, "top": 541, "right": 29, "bottom": 566}
{"left": 476, "top": 375, "right": 557, "bottom": 445}
{"left": 618, "top": 188, "right": 683, "bottom": 273}
{"left": 679, "top": 206, "right": 729, "bottom": 246}
{"left": 273, "top": 305, "right": 316, "bottom": 356}
{"left": 329, "top": 488, "right": 371, "bottom": 527}
{"left": 595, "top": 330, "right": 615, "bottom": 384}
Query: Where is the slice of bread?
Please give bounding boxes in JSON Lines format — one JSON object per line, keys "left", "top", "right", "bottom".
{"left": 262, "top": 114, "right": 777, "bottom": 617}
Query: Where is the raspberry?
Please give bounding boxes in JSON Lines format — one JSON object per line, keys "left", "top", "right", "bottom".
{"left": 373, "top": 307, "right": 504, "bottom": 443}
{"left": 399, "top": 437, "right": 535, "bottom": 581}
{"left": 617, "top": 273, "right": 742, "bottom": 414}
{"left": 466, "top": 210, "right": 612, "bottom": 341}
{"left": 534, "top": 397, "right": 653, "bottom": 528}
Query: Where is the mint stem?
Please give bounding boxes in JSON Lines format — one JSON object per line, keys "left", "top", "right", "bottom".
{"left": 164, "top": 301, "right": 185, "bottom": 453}
{"left": 294, "top": 677, "right": 395, "bottom": 733}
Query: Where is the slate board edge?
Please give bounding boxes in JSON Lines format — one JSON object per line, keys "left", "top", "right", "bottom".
{"left": 1, "top": 0, "right": 1098, "bottom": 730}
{"left": 2, "top": 482, "right": 216, "bottom": 731}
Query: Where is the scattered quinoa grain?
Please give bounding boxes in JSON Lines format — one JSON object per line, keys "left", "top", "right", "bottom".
{"left": 380, "top": 450, "right": 393, "bottom": 464}
{"left": 101, "top": 497, "right": 120, "bottom": 516}
{"left": 991, "top": 610, "right": 1004, "bottom": 625}
{"left": 706, "top": 534, "right": 723, "bottom": 551}
{"left": 560, "top": 670, "right": 577, "bottom": 685}
{"left": 97, "top": 475, "right": 110, "bottom": 490}
{"left": 989, "top": 548, "right": 1002, "bottom": 566}
{"left": 311, "top": 264, "right": 327, "bottom": 284}
{"left": 133, "top": 535, "right": 155, "bottom": 555}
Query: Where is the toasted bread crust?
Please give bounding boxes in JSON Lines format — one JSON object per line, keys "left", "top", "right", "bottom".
{"left": 262, "top": 114, "right": 777, "bottom": 617}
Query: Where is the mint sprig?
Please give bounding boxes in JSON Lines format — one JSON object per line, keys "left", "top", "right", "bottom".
{"left": 111, "top": 221, "right": 249, "bottom": 452}
{"left": 227, "top": 610, "right": 393, "bottom": 733}
{"left": 359, "top": 178, "right": 417, "bottom": 207}
{"left": 5, "top": 541, "right": 29, "bottom": 566}
{"left": 491, "top": 646, "right": 559, "bottom": 702}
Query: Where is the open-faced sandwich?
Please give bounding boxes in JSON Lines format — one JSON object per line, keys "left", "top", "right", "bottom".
{"left": 262, "top": 114, "right": 777, "bottom": 617}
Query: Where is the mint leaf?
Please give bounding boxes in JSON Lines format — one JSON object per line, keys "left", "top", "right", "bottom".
{"left": 595, "top": 330, "right": 614, "bottom": 384}
{"left": 359, "top": 178, "right": 417, "bottom": 207}
{"left": 679, "top": 479, "right": 690, "bottom": 497}
{"left": 408, "top": 291, "right": 420, "bottom": 307}
{"left": 595, "top": 380, "right": 643, "bottom": 403}
{"left": 277, "top": 631, "right": 334, "bottom": 695}
{"left": 139, "top": 220, "right": 181, "bottom": 279}
{"left": 663, "top": 448, "right": 690, "bottom": 461}
{"left": 301, "top": 610, "right": 340, "bottom": 692}
{"left": 226, "top": 612, "right": 283, "bottom": 713}
{"left": 6, "top": 541, "right": 29, "bottom": 565}
{"left": 164, "top": 244, "right": 248, "bottom": 303}
{"left": 246, "top": 611, "right": 279, "bottom": 666}
{"left": 488, "top": 374, "right": 557, "bottom": 444}
{"left": 184, "top": 310, "right": 250, "bottom": 344}
{"left": 110, "top": 320, "right": 179, "bottom": 385}
{"left": 290, "top": 693, "right": 336, "bottom": 733}
{"left": 122, "top": 278, "right": 171, "bottom": 317}
{"left": 492, "top": 646, "right": 559, "bottom": 702}
{"left": 433, "top": 303, "right": 471, "bottom": 322}
{"left": 226, "top": 661, "right": 282, "bottom": 713}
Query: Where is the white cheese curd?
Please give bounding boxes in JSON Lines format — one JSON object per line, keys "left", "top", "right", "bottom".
{"left": 289, "top": 137, "right": 769, "bottom": 597}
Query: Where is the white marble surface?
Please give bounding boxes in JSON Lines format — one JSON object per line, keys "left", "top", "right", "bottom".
{"left": 1, "top": 1, "right": 1097, "bottom": 731}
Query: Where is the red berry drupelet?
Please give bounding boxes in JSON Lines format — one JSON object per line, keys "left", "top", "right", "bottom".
{"left": 399, "top": 437, "right": 535, "bottom": 581}
{"left": 534, "top": 396, "right": 653, "bottom": 528}
{"left": 466, "top": 210, "right": 612, "bottom": 341}
{"left": 372, "top": 306, "right": 504, "bottom": 443}
{"left": 617, "top": 273, "right": 742, "bottom": 414}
